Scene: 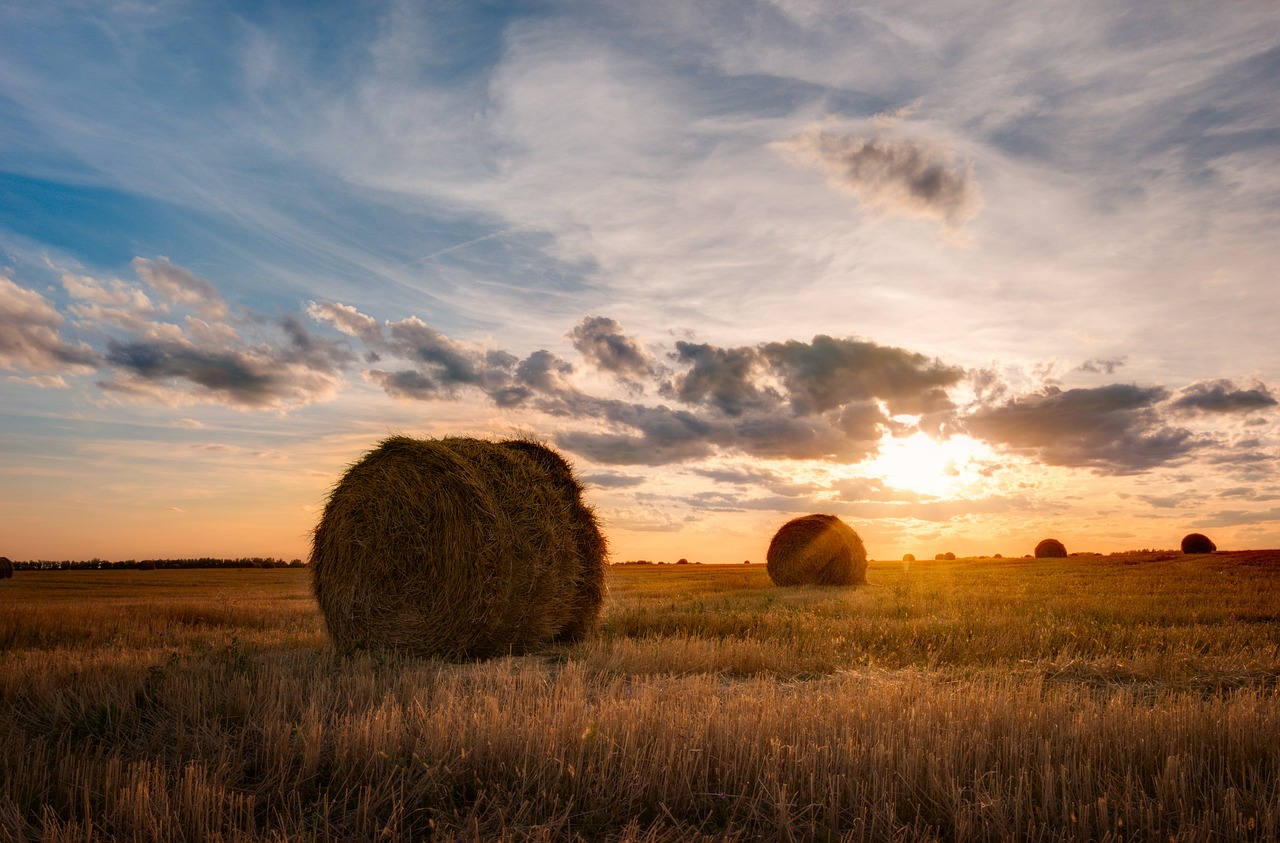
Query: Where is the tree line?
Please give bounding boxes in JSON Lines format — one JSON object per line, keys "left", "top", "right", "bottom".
{"left": 8, "top": 557, "right": 306, "bottom": 571}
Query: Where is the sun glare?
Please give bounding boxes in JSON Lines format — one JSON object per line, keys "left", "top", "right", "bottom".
{"left": 862, "top": 431, "right": 991, "bottom": 498}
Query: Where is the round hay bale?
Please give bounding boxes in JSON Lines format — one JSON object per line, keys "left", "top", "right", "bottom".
{"left": 943, "top": 552, "right": 956, "bottom": 561}
{"left": 902, "top": 553, "right": 916, "bottom": 562}
{"left": 1035, "top": 538, "right": 1067, "bottom": 558}
{"left": 310, "top": 436, "right": 608, "bottom": 659}
{"left": 766, "top": 514, "right": 867, "bottom": 586}
{"left": 1181, "top": 533, "right": 1216, "bottom": 554}
{"left": 0, "top": 556, "right": 12, "bottom": 579}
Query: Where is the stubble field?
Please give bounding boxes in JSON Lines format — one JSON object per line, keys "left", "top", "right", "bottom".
{"left": 1, "top": 553, "right": 1278, "bottom": 841}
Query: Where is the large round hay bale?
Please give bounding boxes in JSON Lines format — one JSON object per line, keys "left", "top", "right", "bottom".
{"left": 902, "top": 553, "right": 916, "bottom": 562}
{"left": 766, "top": 514, "right": 867, "bottom": 586}
{"left": 1181, "top": 533, "right": 1216, "bottom": 554}
{"left": 310, "top": 436, "right": 608, "bottom": 659}
{"left": 0, "top": 556, "right": 12, "bottom": 579}
{"left": 1035, "top": 538, "right": 1067, "bottom": 558}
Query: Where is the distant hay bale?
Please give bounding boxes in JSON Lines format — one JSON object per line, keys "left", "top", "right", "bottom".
{"left": 1035, "top": 538, "right": 1067, "bottom": 558}
{"left": 766, "top": 514, "right": 867, "bottom": 586}
{"left": 943, "top": 552, "right": 956, "bottom": 561}
{"left": 0, "top": 556, "right": 12, "bottom": 579}
{"left": 934, "top": 553, "right": 946, "bottom": 560}
{"left": 310, "top": 436, "right": 608, "bottom": 659}
{"left": 902, "top": 553, "right": 916, "bottom": 562}
{"left": 1181, "top": 533, "right": 1216, "bottom": 554}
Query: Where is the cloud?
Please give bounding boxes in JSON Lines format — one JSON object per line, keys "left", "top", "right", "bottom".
{"left": 131, "top": 257, "right": 228, "bottom": 319}
{"left": 761, "top": 335, "right": 963, "bottom": 417}
{"left": 579, "top": 472, "right": 647, "bottom": 489}
{"left": 17, "top": 258, "right": 357, "bottom": 409}
{"left": 305, "top": 308, "right": 975, "bottom": 465}
{"left": 778, "top": 125, "right": 982, "bottom": 231}
{"left": 306, "top": 301, "right": 385, "bottom": 348}
{"left": 568, "top": 316, "right": 656, "bottom": 387}
{"left": 557, "top": 429, "right": 717, "bottom": 466}
{"left": 101, "top": 321, "right": 352, "bottom": 408}
{"left": 1077, "top": 357, "right": 1126, "bottom": 375}
{"left": 0, "top": 275, "right": 99, "bottom": 373}
{"left": 666, "top": 341, "right": 774, "bottom": 417}
{"left": 1169, "top": 379, "right": 1277, "bottom": 414}
{"left": 964, "top": 384, "right": 1203, "bottom": 473}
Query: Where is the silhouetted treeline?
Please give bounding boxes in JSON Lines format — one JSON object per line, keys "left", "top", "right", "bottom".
{"left": 10, "top": 557, "right": 306, "bottom": 571}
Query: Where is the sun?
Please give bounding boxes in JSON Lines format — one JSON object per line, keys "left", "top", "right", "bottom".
{"left": 861, "top": 431, "right": 992, "bottom": 498}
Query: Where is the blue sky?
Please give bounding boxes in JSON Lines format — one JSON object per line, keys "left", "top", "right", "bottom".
{"left": 2, "top": 1, "right": 1279, "bottom": 562}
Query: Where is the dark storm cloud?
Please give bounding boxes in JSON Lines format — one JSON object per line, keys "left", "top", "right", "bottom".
{"left": 780, "top": 127, "right": 982, "bottom": 230}
{"left": 568, "top": 316, "right": 656, "bottom": 385}
{"left": 965, "top": 384, "right": 1202, "bottom": 473}
{"left": 1169, "top": 379, "right": 1277, "bottom": 414}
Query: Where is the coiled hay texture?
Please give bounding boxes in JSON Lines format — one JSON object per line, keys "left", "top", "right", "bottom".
{"left": 766, "top": 514, "right": 867, "bottom": 586}
{"left": 1035, "top": 538, "right": 1067, "bottom": 558}
{"left": 1181, "top": 532, "right": 1216, "bottom": 554}
{"left": 310, "top": 436, "right": 608, "bottom": 659}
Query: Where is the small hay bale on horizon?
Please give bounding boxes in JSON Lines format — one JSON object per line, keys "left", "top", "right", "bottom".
{"left": 1181, "top": 533, "right": 1217, "bottom": 554}
{"left": 902, "top": 553, "right": 916, "bottom": 562}
{"left": 310, "top": 435, "right": 607, "bottom": 660}
{"left": 766, "top": 514, "right": 867, "bottom": 586}
{"left": 0, "top": 556, "right": 12, "bottom": 579}
{"left": 1035, "top": 538, "right": 1068, "bottom": 558}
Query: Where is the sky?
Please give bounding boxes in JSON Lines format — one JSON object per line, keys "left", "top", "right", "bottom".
{"left": 2, "top": 1, "right": 1279, "bottom": 564}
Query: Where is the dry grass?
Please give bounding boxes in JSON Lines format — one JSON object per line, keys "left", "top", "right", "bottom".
{"left": 2, "top": 554, "right": 1279, "bottom": 841}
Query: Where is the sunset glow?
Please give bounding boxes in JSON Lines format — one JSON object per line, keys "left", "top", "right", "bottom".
{"left": 862, "top": 432, "right": 994, "bottom": 500}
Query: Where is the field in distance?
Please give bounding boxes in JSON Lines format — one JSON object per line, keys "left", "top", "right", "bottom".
{"left": 1, "top": 553, "right": 1278, "bottom": 841}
